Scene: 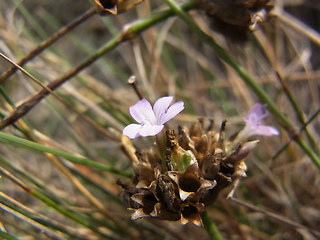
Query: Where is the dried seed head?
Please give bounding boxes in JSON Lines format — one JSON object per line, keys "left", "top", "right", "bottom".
{"left": 119, "top": 119, "right": 256, "bottom": 226}
{"left": 196, "top": 0, "right": 273, "bottom": 42}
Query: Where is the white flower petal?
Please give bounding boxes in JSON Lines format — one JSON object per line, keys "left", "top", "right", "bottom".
{"left": 129, "top": 99, "right": 156, "bottom": 124}
{"left": 153, "top": 96, "right": 173, "bottom": 124}
{"left": 161, "top": 101, "right": 184, "bottom": 124}
{"left": 252, "top": 125, "right": 279, "bottom": 136}
{"left": 244, "top": 103, "right": 267, "bottom": 124}
{"left": 122, "top": 124, "right": 141, "bottom": 139}
{"left": 138, "top": 124, "right": 164, "bottom": 137}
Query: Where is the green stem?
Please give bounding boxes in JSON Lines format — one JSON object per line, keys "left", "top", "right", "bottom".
{"left": 201, "top": 211, "right": 224, "bottom": 240}
{"left": 0, "top": 131, "right": 131, "bottom": 177}
{"left": 0, "top": 231, "right": 18, "bottom": 240}
{"left": 0, "top": 198, "right": 88, "bottom": 240}
{"left": 276, "top": 74, "right": 318, "bottom": 154}
{"left": 155, "top": 131, "right": 167, "bottom": 169}
{"left": 163, "top": 0, "right": 320, "bottom": 170}
{"left": 0, "top": 165, "right": 117, "bottom": 240}
{"left": 272, "top": 108, "right": 320, "bottom": 160}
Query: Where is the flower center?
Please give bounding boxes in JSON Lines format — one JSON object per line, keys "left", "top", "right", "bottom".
{"left": 141, "top": 118, "right": 154, "bottom": 126}
{"left": 248, "top": 113, "right": 261, "bottom": 125}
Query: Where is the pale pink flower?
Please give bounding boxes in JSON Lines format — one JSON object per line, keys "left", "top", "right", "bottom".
{"left": 123, "top": 96, "right": 184, "bottom": 139}
{"left": 237, "top": 103, "right": 279, "bottom": 140}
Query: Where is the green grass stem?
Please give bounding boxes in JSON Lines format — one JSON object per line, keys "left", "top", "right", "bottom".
{"left": 0, "top": 231, "right": 19, "bottom": 240}
{"left": 201, "top": 211, "right": 224, "bottom": 240}
{"left": 0, "top": 131, "right": 131, "bottom": 177}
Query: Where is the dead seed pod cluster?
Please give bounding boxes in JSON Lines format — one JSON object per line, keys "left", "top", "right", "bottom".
{"left": 196, "top": 0, "right": 273, "bottom": 41}
{"left": 119, "top": 119, "right": 257, "bottom": 226}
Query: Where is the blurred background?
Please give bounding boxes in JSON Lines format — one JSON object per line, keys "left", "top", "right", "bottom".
{"left": 0, "top": 0, "right": 319, "bottom": 239}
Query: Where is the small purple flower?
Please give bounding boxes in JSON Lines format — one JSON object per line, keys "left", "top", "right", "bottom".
{"left": 237, "top": 103, "right": 279, "bottom": 140}
{"left": 123, "top": 96, "right": 184, "bottom": 139}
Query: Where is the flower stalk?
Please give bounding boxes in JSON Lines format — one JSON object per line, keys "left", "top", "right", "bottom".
{"left": 201, "top": 211, "right": 224, "bottom": 240}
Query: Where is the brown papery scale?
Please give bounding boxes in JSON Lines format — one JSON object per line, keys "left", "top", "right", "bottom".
{"left": 93, "top": 0, "right": 144, "bottom": 15}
